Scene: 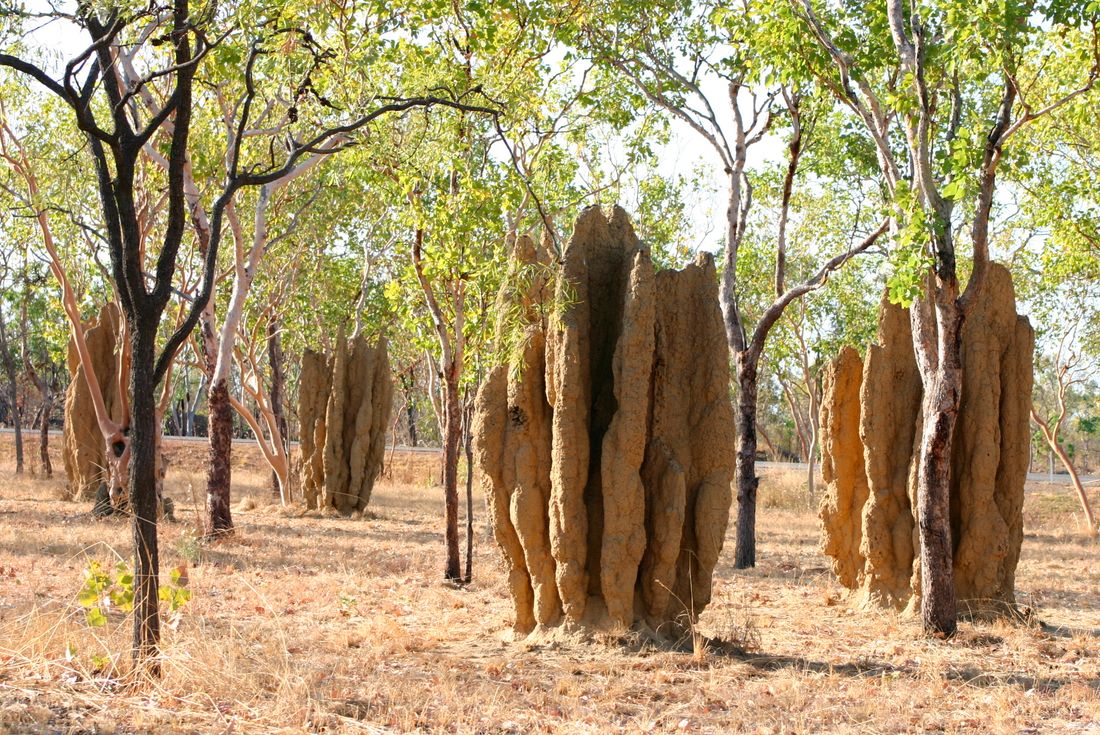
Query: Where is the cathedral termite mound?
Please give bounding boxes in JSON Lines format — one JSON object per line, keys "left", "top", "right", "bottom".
{"left": 63, "top": 303, "right": 124, "bottom": 502}
{"left": 473, "top": 205, "right": 736, "bottom": 642}
{"left": 63, "top": 302, "right": 175, "bottom": 520}
{"left": 297, "top": 331, "right": 393, "bottom": 515}
{"left": 818, "top": 263, "right": 1033, "bottom": 617}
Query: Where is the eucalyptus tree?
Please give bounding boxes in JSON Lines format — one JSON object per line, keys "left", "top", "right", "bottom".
{"left": 1005, "top": 28, "right": 1100, "bottom": 521}
{"left": 573, "top": 0, "right": 888, "bottom": 568}
{"left": 395, "top": 137, "right": 513, "bottom": 580}
{"left": 0, "top": 93, "right": 166, "bottom": 504}
{"left": 114, "top": 1, "right": 497, "bottom": 534}
{"left": 1030, "top": 325, "right": 1099, "bottom": 531}
{"left": 18, "top": 257, "right": 65, "bottom": 477}
{"left": 0, "top": 79, "right": 116, "bottom": 481}
{"left": 1009, "top": 168, "right": 1100, "bottom": 526}
{"left": 772, "top": 0, "right": 1099, "bottom": 633}
{"left": 221, "top": 181, "right": 358, "bottom": 503}
{"left": 378, "top": 0, "right": 628, "bottom": 581}
{"left": 0, "top": 0, "right": 493, "bottom": 667}
{"left": 0, "top": 1, "right": 224, "bottom": 669}
{"left": 747, "top": 164, "right": 885, "bottom": 501}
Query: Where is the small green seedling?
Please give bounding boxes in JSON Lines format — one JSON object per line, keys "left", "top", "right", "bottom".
{"left": 78, "top": 559, "right": 192, "bottom": 627}
{"left": 339, "top": 595, "right": 358, "bottom": 616}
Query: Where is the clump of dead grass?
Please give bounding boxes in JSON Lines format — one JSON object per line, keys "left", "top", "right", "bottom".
{"left": 758, "top": 467, "right": 818, "bottom": 510}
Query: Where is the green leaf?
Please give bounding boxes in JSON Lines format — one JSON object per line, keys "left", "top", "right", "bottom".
{"left": 85, "top": 608, "right": 108, "bottom": 627}
{"left": 110, "top": 588, "right": 134, "bottom": 612}
{"left": 169, "top": 587, "right": 193, "bottom": 613}
{"left": 77, "top": 588, "right": 100, "bottom": 608}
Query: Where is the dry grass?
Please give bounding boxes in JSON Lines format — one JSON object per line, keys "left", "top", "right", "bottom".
{"left": 757, "top": 467, "right": 820, "bottom": 511}
{"left": 1, "top": 435, "right": 1099, "bottom": 734}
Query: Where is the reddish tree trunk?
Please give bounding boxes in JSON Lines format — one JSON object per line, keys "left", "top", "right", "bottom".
{"left": 205, "top": 379, "right": 235, "bottom": 536}
{"left": 913, "top": 301, "right": 963, "bottom": 637}
{"left": 1056, "top": 443, "right": 1096, "bottom": 532}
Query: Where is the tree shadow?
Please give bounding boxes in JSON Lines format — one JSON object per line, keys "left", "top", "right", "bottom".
{"left": 1040, "top": 622, "right": 1100, "bottom": 639}
{"left": 707, "top": 646, "right": 1099, "bottom": 691}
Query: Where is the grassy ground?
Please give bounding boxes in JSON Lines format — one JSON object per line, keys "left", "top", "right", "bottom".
{"left": 0, "top": 435, "right": 1098, "bottom": 734}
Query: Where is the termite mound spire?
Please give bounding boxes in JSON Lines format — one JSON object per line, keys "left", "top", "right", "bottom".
{"left": 297, "top": 330, "right": 393, "bottom": 515}
{"left": 473, "top": 206, "right": 736, "bottom": 642}
{"left": 63, "top": 303, "right": 124, "bottom": 501}
{"left": 818, "top": 263, "right": 1033, "bottom": 617}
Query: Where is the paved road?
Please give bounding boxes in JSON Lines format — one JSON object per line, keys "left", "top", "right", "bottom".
{"left": 754, "top": 460, "right": 1100, "bottom": 486}
{"left": 4, "top": 429, "right": 1098, "bottom": 482}
{"left": 0, "top": 427, "right": 443, "bottom": 453}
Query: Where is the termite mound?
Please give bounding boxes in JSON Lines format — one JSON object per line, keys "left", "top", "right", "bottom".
{"left": 63, "top": 303, "right": 124, "bottom": 501}
{"left": 818, "top": 263, "right": 1033, "bottom": 617}
{"left": 473, "top": 205, "right": 736, "bottom": 643}
{"left": 297, "top": 330, "right": 393, "bottom": 515}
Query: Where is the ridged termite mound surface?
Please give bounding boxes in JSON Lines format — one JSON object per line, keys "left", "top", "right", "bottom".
{"left": 857, "top": 297, "right": 922, "bottom": 609}
{"left": 818, "top": 264, "right": 1032, "bottom": 617}
{"left": 298, "top": 350, "right": 333, "bottom": 509}
{"left": 818, "top": 345, "right": 869, "bottom": 590}
{"left": 297, "top": 331, "right": 392, "bottom": 514}
{"left": 950, "top": 265, "right": 1033, "bottom": 614}
{"left": 473, "top": 206, "right": 736, "bottom": 643}
{"left": 63, "top": 303, "right": 124, "bottom": 501}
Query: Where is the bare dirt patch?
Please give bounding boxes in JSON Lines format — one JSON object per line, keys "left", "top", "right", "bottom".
{"left": 1, "top": 434, "right": 1098, "bottom": 734}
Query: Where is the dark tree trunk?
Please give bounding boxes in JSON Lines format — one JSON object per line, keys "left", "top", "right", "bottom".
{"left": 6, "top": 387, "right": 23, "bottom": 474}
{"left": 402, "top": 374, "right": 419, "bottom": 447}
{"left": 463, "top": 401, "right": 474, "bottom": 584}
{"left": 0, "top": 0, "right": 206, "bottom": 675}
{"left": 267, "top": 320, "right": 289, "bottom": 498}
{"left": 914, "top": 302, "right": 963, "bottom": 637}
{"left": 0, "top": 309, "right": 24, "bottom": 474}
{"left": 187, "top": 374, "right": 205, "bottom": 436}
{"left": 733, "top": 354, "right": 759, "bottom": 569}
{"left": 442, "top": 370, "right": 462, "bottom": 581}
{"left": 178, "top": 396, "right": 187, "bottom": 436}
{"left": 205, "top": 379, "right": 234, "bottom": 536}
{"left": 128, "top": 324, "right": 161, "bottom": 674}
{"left": 38, "top": 399, "right": 52, "bottom": 476}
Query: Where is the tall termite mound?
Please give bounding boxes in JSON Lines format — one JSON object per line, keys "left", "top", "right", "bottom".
{"left": 818, "top": 264, "right": 1033, "bottom": 615}
{"left": 473, "top": 205, "right": 736, "bottom": 641}
{"left": 297, "top": 331, "right": 393, "bottom": 514}
{"left": 63, "top": 303, "right": 124, "bottom": 501}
